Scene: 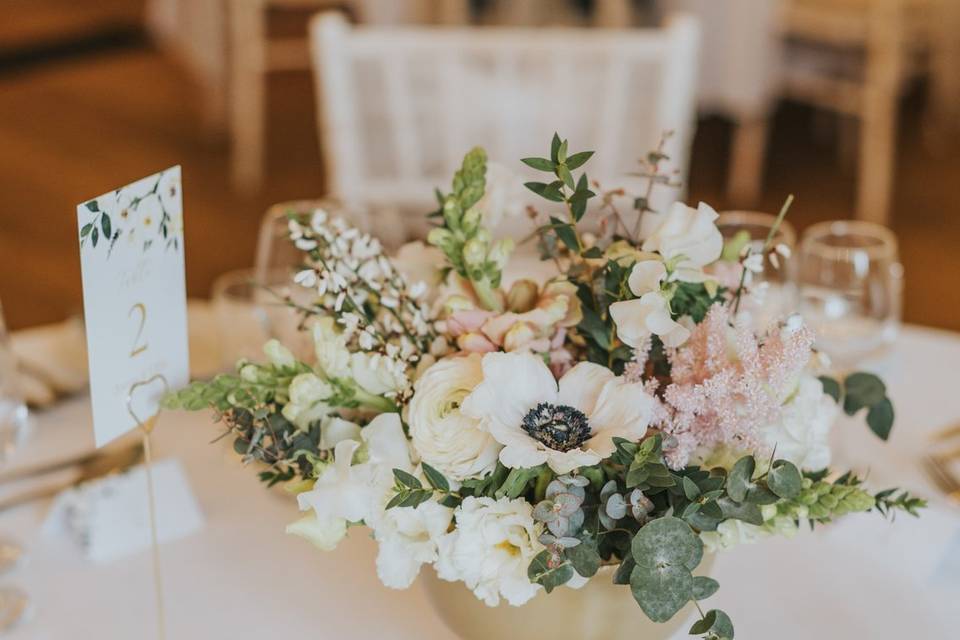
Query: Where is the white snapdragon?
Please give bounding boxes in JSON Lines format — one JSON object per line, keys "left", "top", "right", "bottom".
{"left": 435, "top": 496, "right": 543, "bottom": 606}
{"left": 281, "top": 373, "right": 334, "bottom": 430}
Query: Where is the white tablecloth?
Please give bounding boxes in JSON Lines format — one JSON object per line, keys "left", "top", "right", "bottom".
{"left": 3, "top": 325, "right": 960, "bottom": 639}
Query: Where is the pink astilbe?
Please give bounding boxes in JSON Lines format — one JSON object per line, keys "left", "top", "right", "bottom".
{"left": 659, "top": 304, "right": 814, "bottom": 468}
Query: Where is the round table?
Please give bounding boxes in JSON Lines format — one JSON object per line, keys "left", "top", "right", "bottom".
{"left": 3, "top": 325, "right": 959, "bottom": 639}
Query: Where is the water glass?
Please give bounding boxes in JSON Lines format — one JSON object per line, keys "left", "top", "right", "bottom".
{"left": 211, "top": 268, "right": 316, "bottom": 370}
{"left": 716, "top": 210, "right": 799, "bottom": 331}
{"left": 798, "top": 220, "right": 903, "bottom": 368}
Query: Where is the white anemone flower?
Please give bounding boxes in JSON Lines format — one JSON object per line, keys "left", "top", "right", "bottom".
{"left": 461, "top": 352, "right": 654, "bottom": 474}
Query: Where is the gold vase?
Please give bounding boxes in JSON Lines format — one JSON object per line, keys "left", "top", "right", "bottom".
{"left": 421, "top": 555, "right": 715, "bottom": 640}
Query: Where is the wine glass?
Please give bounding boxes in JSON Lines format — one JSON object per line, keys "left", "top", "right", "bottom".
{"left": 716, "top": 210, "right": 799, "bottom": 331}
{"left": 798, "top": 220, "right": 903, "bottom": 368}
{"left": 211, "top": 268, "right": 316, "bottom": 370}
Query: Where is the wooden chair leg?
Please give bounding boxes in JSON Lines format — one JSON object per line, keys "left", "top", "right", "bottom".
{"left": 856, "top": 87, "right": 897, "bottom": 225}
{"left": 856, "top": 0, "right": 902, "bottom": 226}
{"left": 925, "top": 0, "right": 960, "bottom": 142}
{"left": 726, "top": 116, "right": 769, "bottom": 208}
{"left": 229, "top": 0, "right": 267, "bottom": 192}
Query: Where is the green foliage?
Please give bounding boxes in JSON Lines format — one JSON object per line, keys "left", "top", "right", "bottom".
{"left": 690, "top": 609, "right": 735, "bottom": 640}
{"left": 428, "top": 147, "right": 512, "bottom": 311}
{"left": 385, "top": 469, "right": 435, "bottom": 509}
{"left": 819, "top": 372, "right": 895, "bottom": 441}
{"left": 523, "top": 133, "right": 596, "bottom": 234}
{"left": 528, "top": 550, "right": 574, "bottom": 593}
{"left": 669, "top": 282, "right": 725, "bottom": 324}
{"left": 629, "top": 517, "right": 703, "bottom": 622}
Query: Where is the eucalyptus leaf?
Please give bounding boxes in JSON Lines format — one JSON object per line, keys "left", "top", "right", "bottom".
{"left": 528, "top": 550, "right": 573, "bottom": 593}
{"left": 630, "top": 563, "right": 693, "bottom": 623}
{"left": 566, "top": 542, "right": 601, "bottom": 578}
{"left": 717, "top": 496, "right": 764, "bottom": 526}
{"left": 689, "top": 609, "right": 735, "bottom": 639}
{"left": 866, "top": 397, "right": 894, "bottom": 441}
{"left": 691, "top": 576, "right": 720, "bottom": 601}
{"left": 683, "top": 476, "right": 701, "bottom": 500}
{"left": 818, "top": 376, "right": 842, "bottom": 403}
{"left": 767, "top": 460, "right": 802, "bottom": 499}
{"left": 613, "top": 556, "right": 635, "bottom": 585}
{"left": 631, "top": 517, "right": 703, "bottom": 572}
{"left": 726, "top": 456, "right": 755, "bottom": 502}
{"left": 843, "top": 372, "right": 886, "bottom": 415}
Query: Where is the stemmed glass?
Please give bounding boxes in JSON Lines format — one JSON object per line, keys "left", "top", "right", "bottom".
{"left": 0, "top": 298, "right": 31, "bottom": 629}
{"left": 716, "top": 210, "right": 799, "bottom": 331}
{"left": 798, "top": 220, "right": 903, "bottom": 369}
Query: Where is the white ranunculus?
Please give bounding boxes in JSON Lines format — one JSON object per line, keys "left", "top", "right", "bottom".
{"left": 374, "top": 500, "right": 453, "bottom": 589}
{"left": 282, "top": 373, "right": 334, "bottom": 429}
{"left": 295, "top": 413, "right": 412, "bottom": 549}
{"left": 435, "top": 496, "right": 543, "bottom": 606}
{"left": 762, "top": 375, "right": 837, "bottom": 471}
{"left": 408, "top": 354, "right": 501, "bottom": 481}
{"left": 461, "top": 352, "right": 654, "bottom": 474}
{"left": 609, "top": 291, "right": 691, "bottom": 349}
{"left": 286, "top": 512, "right": 348, "bottom": 551}
{"left": 642, "top": 202, "right": 723, "bottom": 274}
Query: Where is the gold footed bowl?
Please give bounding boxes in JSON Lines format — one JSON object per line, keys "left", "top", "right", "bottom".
{"left": 421, "top": 555, "right": 715, "bottom": 640}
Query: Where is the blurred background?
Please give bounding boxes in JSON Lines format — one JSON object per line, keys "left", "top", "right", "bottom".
{"left": 1, "top": 0, "right": 958, "bottom": 333}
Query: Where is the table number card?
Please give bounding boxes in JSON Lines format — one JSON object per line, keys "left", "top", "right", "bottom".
{"left": 77, "top": 166, "right": 189, "bottom": 447}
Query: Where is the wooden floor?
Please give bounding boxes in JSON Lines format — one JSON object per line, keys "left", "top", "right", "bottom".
{"left": 1, "top": 41, "right": 959, "bottom": 332}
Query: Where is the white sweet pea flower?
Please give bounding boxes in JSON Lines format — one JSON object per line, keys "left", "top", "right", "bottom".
{"left": 626, "top": 260, "right": 667, "bottom": 296}
{"left": 461, "top": 352, "right": 653, "bottom": 474}
{"left": 642, "top": 202, "right": 723, "bottom": 277}
{"left": 609, "top": 291, "right": 691, "bottom": 349}
{"left": 281, "top": 373, "right": 334, "bottom": 429}
{"left": 762, "top": 375, "right": 837, "bottom": 471}
{"left": 286, "top": 512, "right": 347, "bottom": 551}
{"left": 435, "top": 496, "right": 543, "bottom": 606}
{"left": 319, "top": 416, "right": 362, "bottom": 450}
{"left": 373, "top": 500, "right": 453, "bottom": 589}
{"left": 295, "top": 413, "right": 412, "bottom": 548}
{"left": 408, "top": 354, "right": 501, "bottom": 481}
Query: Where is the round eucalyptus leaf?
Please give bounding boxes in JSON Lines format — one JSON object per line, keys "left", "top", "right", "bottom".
{"left": 630, "top": 563, "right": 694, "bottom": 623}
{"left": 767, "top": 460, "right": 802, "bottom": 499}
{"left": 631, "top": 517, "right": 703, "bottom": 571}
{"left": 844, "top": 372, "right": 886, "bottom": 406}
{"left": 866, "top": 397, "right": 894, "bottom": 441}
{"left": 566, "top": 542, "right": 601, "bottom": 577}
{"left": 726, "top": 456, "right": 755, "bottom": 502}
{"left": 691, "top": 575, "right": 720, "bottom": 601}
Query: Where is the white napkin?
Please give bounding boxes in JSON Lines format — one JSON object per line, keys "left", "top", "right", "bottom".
{"left": 42, "top": 457, "right": 204, "bottom": 563}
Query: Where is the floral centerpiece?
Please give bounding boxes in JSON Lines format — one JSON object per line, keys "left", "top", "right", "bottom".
{"left": 165, "top": 135, "right": 923, "bottom": 639}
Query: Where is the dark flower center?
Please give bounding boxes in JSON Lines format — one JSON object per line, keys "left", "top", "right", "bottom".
{"left": 521, "top": 402, "right": 591, "bottom": 452}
